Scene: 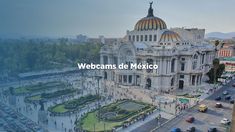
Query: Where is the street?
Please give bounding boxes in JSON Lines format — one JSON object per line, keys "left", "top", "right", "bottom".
{"left": 155, "top": 79, "right": 235, "bottom": 132}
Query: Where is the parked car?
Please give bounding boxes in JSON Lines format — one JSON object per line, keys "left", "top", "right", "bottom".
{"left": 215, "top": 96, "right": 221, "bottom": 101}
{"left": 220, "top": 118, "right": 230, "bottom": 125}
{"left": 230, "top": 100, "right": 234, "bottom": 104}
{"left": 215, "top": 103, "right": 222, "bottom": 108}
{"left": 199, "top": 104, "right": 208, "bottom": 112}
{"left": 171, "top": 128, "right": 181, "bottom": 132}
{"left": 186, "top": 126, "right": 196, "bottom": 132}
{"left": 223, "top": 90, "right": 228, "bottom": 95}
{"left": 186, "top": 116, "right": 195, "bottom": 123}
{"left": 208, "top": 127, "right": 217, "bottom": 132}
{"left": 225, "top": 95, "right": 231, "bottom": 100}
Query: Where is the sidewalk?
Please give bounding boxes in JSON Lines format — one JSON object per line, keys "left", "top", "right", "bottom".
{"left": 118, "top": 110, "right": 173, "bottom": 132}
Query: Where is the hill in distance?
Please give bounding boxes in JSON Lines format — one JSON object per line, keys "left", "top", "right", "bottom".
{"left": 206, "top": 32, "right": 235, "bottom": 39}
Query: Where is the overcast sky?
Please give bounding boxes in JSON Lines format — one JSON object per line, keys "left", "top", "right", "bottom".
{"left": 0, "top": 0, "right": 234, "bottom": 38}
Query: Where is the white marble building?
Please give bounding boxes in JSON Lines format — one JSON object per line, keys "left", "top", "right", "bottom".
{"left": 100, "top": 3, "right": 215, "bottom": 92}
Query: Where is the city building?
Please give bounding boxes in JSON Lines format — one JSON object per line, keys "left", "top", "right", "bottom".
{"left": 100, "top": 3, "right": 215, "bottom": 92}
{"left": 220, "top": 57, "right": 235, "bottom": 72}
{"left": 218, "top": 43, "right": 235, "bottom": 57}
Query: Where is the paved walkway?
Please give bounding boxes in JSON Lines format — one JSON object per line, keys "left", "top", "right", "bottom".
{"left": 118, "top": 110, "right": 174, "bottom": 132}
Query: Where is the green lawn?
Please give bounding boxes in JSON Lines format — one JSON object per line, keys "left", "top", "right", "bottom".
{"left": 27, "top": 95, "right": 42, "bottom": 101}
{"left": 81, "top": 112, "right": 122, "bottom": 131}
{"left": 119, "top": 101, "right": 145, "bottom": 111}
{"left": 13, "top": 81, "right": 67, "bottom": 95}
{"left": 48, "top": 95, "right": 99, "bottom": 114}
{"left": 51, "top": 104, "right": 68, "bottom": 113}
{"left": 79, "top": 100, "right": 155, "bottom": 131}
{"left": 14, "top": 87, "right": 29, "bottom": 94}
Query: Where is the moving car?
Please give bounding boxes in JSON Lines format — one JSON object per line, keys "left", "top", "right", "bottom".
{"left": 215, "top": 96, "right": 221, "bottom": 101}
{"left": 223, "top": 90, "right": 228, "bottom": 95}
{"left": 208, "top": 127, "right": 217, "bottom": 132}
{"left": 186, "top": 126, "right": 196, "bottom": 132}
{"left": 215, "top": 103, "right": 222, "bottom": 108}
{"left": 220, "top": 118, "right": 230, "bottom": 125}
{"left": 171, "top": 128, "right": 181, "bottom": 132}
{"left": 186, "top": 116, "right": 195, "bottom": 123}
{"left": 198, "top": 104, "right": 208, "bottom": 112}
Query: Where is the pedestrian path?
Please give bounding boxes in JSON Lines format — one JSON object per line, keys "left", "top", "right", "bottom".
{"left": 119, "top": 110, "right": 173, "bottom": 132}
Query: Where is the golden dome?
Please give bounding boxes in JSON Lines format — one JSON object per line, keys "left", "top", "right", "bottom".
{"left": 134, "top": 17, "right": 167, "bottom": 31}
{"left": 159, "top": 30, "right": 182, "bottom": 42}
{"left": 134, "top": 2, "right": 167, "bottom": 31}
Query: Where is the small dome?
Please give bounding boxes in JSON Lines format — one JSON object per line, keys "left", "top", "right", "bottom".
{"left": 134, "top": 2, "right": 167, "bottom": 31}
{"left": 159, "top": 30, "right": 182, "bottom": 42}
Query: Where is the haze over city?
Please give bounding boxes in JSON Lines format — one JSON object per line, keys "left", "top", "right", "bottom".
{"left": 0, "top": 0, "right": 235, "bottom": 38}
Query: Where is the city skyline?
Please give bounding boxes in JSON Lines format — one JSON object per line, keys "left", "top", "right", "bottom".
{"left": 0, "top": 0, "right": 235, "bottom": 38}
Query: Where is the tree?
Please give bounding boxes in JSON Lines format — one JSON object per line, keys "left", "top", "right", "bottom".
{"left": 207, "top": 58, "right": 225, "bottom": 83}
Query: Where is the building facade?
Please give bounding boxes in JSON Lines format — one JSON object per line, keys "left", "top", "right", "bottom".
{"left": 220, "top": 57, "right": 235, "bottom": 72}
{"left": 100, "top": 3, "right": 215, "bottom": 92}
{"left": 218, "top": 44, "right": 235, "bottom": 57}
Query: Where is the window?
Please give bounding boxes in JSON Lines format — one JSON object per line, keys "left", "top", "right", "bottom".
{"left": 128, "top": 35, "right": 131, "bottom": 41}
{"left": 140, "top": 35, "right": 143, "bottom": 41}
{"left": 104, "top": 72, "right": 107, "bottom": 79}
{"left": 132, "top": 35, "right": 135, "bottom": 41}
{"left": 192, "top": 61, "right": 197, "bottom": 70}
{"left": 136, "top": 35, "right": 139, "bottom": 41}
{"left": 123, "top": 75, "right": 127, "bottom": 83}
{"left": 192, "top": 75, "right": 196, "bottom": 85}
{"left": 145, "top": 35, "right": 148, "bottom": 41}
{"left": 128, "top": 75, "right": 132, "bottom": 83}
{"left": 154, "top": 35, "right": 157, "bottom": 41}
{"left": 180, "top": 75, "right": 184, "bottom": 79}
{"left": 171, "top": 59, "right": 175, "bottom": 72}
{"left": 119, "top": 75, "right": 122, "bottom": 83}
{"left": 103, "top": 56, "right": 108, "bottom": 64}
{"left": 181, "top": 63, "right": 185, "bottom": 71}
{"left": 113, "top": 57, "right": 118, "bottom": 66}
{"left": 181, "top": 58, "right": 185, "bottom": 61}
{"left": 171, "top": 78, "right": 174, "bottom": 86}
{"left": 146, "top": 59, "right": 153, "bottom": 73}
{"left": 192, "top": 54, "right": 198, "bottom": 70}
{"left": 149, "top": 35, "right": 152, "bottom": 41}
{"left": 137, "top": 58, "right": 142, "bottom": 64}
{"left": 201, "top": 54, "right": 205, "bottom": 64}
